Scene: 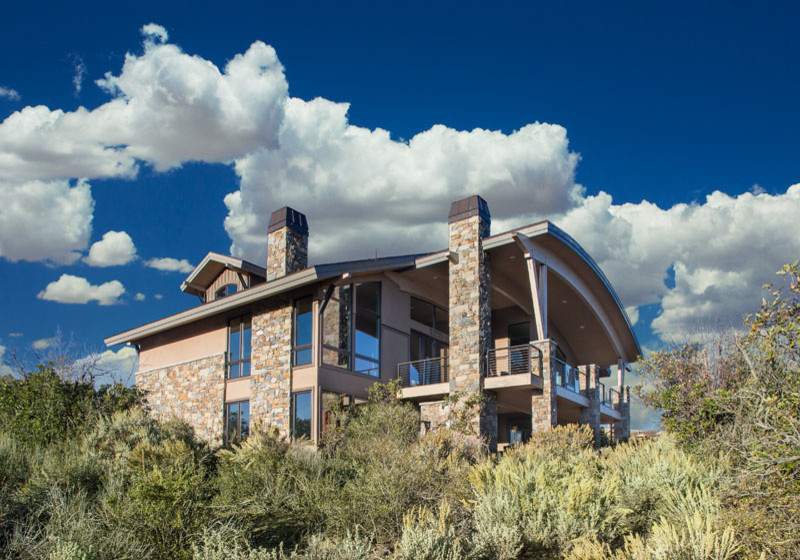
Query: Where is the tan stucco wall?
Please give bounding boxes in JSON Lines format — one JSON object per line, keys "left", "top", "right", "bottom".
{"left": 138, "top": 316, "right": 227, "bottom": 372}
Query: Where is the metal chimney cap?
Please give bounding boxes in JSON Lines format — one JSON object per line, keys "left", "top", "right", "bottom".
{"left": 268, "top": 206, "right": 309, "bottom": 235}
{"left": 448, "top": 195, "right": 490, "bottom": 223}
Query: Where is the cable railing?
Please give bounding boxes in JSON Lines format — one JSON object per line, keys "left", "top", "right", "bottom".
{"left": 599, "top": 384, "right": 612, "bottom": 408}
{"left": 486, "top": 343, "right": 543, "bottom": 377}
{"left": 609, "top": 386, "right": 622, "bottom": 407}
{"left": 397, "top": 356, "right": 448, "bottom": 387}
{"left": 553, "top": 358, "right": 581, "bottom": 393}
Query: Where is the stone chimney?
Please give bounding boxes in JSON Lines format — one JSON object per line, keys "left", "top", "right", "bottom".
{"left": 267, "top": 207, "right": 308, "bottom": 281}
{"left": 447, "top": 195, "right": 495, "bottom": 448}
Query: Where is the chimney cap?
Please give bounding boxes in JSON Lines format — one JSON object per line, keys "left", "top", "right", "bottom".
{"left": 268, "top": 206, "right": 309, "bottom": 235}
{"left": 448, "top": 195, "right": 490, "bottom": 224}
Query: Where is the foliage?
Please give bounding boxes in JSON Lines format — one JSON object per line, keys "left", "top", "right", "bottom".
{"left": 0, "top": 364, "right": 143, "bottom": 447}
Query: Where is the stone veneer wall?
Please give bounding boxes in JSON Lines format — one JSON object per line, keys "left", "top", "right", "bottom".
{"left": 579, "top": 364, "right": 602, "bottom": 446}
{"left": 448, "top": 211, "right": 495, "bottom": 448}
{"left": 614, "top": 387, "right": 631, "bottom": 442}
{"left": 531, "top": 340, "right": 558, "bottom": 431}
{"left": 250, "top": 295, "right": 293, "bottom": 437}
{"left": 136, "top": 353, "right": 226, "bottom": 444}
{"left": 419, "top": 400, "right": 450, "bottom": 430}
{"left": 267, "top": 226, "right": 308, "bottom": 282}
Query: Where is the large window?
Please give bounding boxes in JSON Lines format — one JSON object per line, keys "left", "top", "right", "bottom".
{"left": 228, "top": 316, "right": 251, "bottom": 379}
{"left": 410, "top": 297, "right": 449, "bottom": 334}
{"left": 293, "top": 296, "right": 313, "bottom": 366}
{"left": 225, "top": 400, "right": 250, "bottom": 445}
{"left": 322, "top": 282, "right": 381, "bottom": 377}
{"left": 292, "top": 391, "right": 312, "bottom": 440}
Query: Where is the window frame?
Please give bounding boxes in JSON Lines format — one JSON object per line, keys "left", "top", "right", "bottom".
{"left": 293, "top": 295, "right": 313, "bottom": 367}
{"left": 410, "top": 296, "right": 449, "bottom": 335}
{"left": 227, "top": 316, "right": 252, "bottom": 379}
{"left": 321, "top": 282, "right": 382, "bottom": 378}
{"left": 215, "top": 283, "right": 238, "bottom": 300}
{"left": 292, "top": 390, "right": 313, "bottom": 440}
{"left": 224, "top": 399, "right": 250, "bottom": 446}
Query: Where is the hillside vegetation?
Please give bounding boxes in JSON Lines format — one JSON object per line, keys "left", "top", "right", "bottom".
{"left": 1, "top": 264, "right": 798, "bottom": 559}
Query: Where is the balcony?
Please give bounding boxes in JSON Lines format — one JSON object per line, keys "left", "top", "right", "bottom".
{"left": 553, "top": 358, "right": 581, "bottom": 393}
{"left": 398, "top": 356, "right": 449, "bottom": 386}
{"left": 486, "top": 343, "right": 542, "bottom": 377}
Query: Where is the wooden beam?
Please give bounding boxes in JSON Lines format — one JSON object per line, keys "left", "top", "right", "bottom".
{"left": 526, "top": 255, "right": 545, "bottom": 340}
{"left": 539, "top": 263, "right": 548, "bottom": 339}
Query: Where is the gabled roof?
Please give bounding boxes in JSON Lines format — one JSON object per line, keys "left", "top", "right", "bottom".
{"left": 180, "top": 252, "right": 267, "bottom": 297}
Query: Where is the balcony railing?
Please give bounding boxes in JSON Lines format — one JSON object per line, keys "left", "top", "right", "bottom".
{"left": 398, "top": 356, "right": 448, "bottom": 387}
{"left": 599, "top": 384, "right": 612, "bottom": 408}
{"left": 609, "top": 386, "right": 622, "bottom": 407}
{"left": 554, "top": 358, "right": 581, "bottom": 393}
{"left": 486, "top": 343, "right": 543, "bottom": 377}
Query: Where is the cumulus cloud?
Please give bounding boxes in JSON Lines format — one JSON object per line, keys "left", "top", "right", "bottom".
{"left": 134, "top": 292, "right": 146, "bottom": 301}
{"left": 145, "top": 257, "right": 194, "bottom": 273}
{"left": 226, "top": 96, "right": 581, "bottom": 262}
{"left": 32, "top": 337, "right": 55, "bottom": 350}
{"left": 0, "top": 30, "right": 287, "bottom": 183}
{"left": 154, "top": 294, "right": 163, "bottom": 300}
{"left": 141, "top": 23, "right": 168, "bottom": 44}
{"left": 0, "top": 345, "right": 15, "bottom": 376}
{"left": 0, "top": 179, "right": 93, "bottom": 264}
{"left": 78, "top": 345, "right": 139, "bottom": 384}
{"left": 0, "top": 87, "right": 20, "bottom": 101}
{"left": 8, "top": 333, "right": 22, "bottom": 338}
{"left": 556, "top": 185, "right": 800, "bottom": 340}
{"left": 38, "top": 274, "right": 125, "bottom": 305}
{"left": 83, "top": 230, "right": 137, "bottom": 267}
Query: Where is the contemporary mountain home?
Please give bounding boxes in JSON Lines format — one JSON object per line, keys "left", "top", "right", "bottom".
{"left": 105, "top": 195, "right": 639, "bottom": 451}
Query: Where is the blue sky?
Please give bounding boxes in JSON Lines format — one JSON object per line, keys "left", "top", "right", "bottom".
{"left": 1, "top": 1, "right": 799, "bottom": 427}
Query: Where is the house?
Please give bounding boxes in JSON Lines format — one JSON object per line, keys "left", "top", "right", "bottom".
{"left": 105, "top": 195, "right": 639, "bottom": 451}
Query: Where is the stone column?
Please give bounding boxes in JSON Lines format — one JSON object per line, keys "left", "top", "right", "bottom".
{"left": 447, "top": 195, "right": 496, "bottom": 450}
{"left": 579, "top": 364, "right": 602, "bottom": 447}
{"left": 531, "top": 340, "right": 558, "bottom": 431}
{"left": 614, "top": 386, "right": 631, "bottom": 442}
{"left": 267, "top": 207, "right": 309, "bottom": 281}
{"left": 250, "top": 296, "right": 293, "bottom": 437}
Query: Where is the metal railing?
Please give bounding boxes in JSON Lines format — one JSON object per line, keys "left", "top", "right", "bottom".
{"left": 486, "top": 343, "right": 543, "bottom": 377}
{"left": 554, "top": 358, "right": 581, "bottom": 393}
{"left": 599, "top": 384, "right": 612, "bottom": 408}
{"left": 398, "top": 356, "right": 448, "bottom": 387}
{"left": 609, "top": 386, "right": 623, "bottom": 407}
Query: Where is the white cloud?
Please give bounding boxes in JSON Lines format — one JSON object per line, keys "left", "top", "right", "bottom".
{"left": 556, "top": 184, "right": 800, "bottom": 340}
{"left": 134, "top": 292, "right": 146, "bottom": 301}
{"left": 0, "top": 31, "right": 287, "bottom": 182}
{"left": 141, "top": 23, "right": 168, "bottom": 44}
{"left": 78, "top": 345, "right": 139, "bottom": 384}
{"left": 145, "top": 257, "right": 194, "bottom": 273}
{"left": 70, "top": 54, "right": 87, "bottom": 96}
{"left": 0, "top": 345, "right": 14, "bottom": 376}
{"left": 154, "top": 293, "right": 163, "bottom": 300}
{"left": 83, "top": 230, "right": 137, "bottom": 267}
{"left": 226, "top": 96, "right": 581, "bottom": 262}
{"left": 0, "top": 179, "right": 93, "bottom": 264}
{"left": 0, "top": 87, "right": 20, "bottom": 101}
{"left": 32, "top": 337, "right": 55, "bottom": 350}
{"left": 8, "top": 332, "right": 23, "bottom": 338}
{"left": 37, "top": 274, "right": 125, "bottom": 305}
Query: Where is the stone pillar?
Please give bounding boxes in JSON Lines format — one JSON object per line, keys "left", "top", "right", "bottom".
{"left": 531, "top": 340, "right": 558, "bottom": 431}
{"left": 267, "top": 206, "right": 309, "bottom": 281}
{"left": 614, "top": 386, "right": 631, "bottom": 442}
{"left": 579, "top": 365, "right": 602, "bottom": 447}
{"left": 250, "top": 296, "right": 293, "bottom": 437}
{"left": 447, "top": 195, "right": 496, "bottom": 450}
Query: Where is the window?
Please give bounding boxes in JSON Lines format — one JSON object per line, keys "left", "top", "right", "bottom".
{"left": 293, "top": 296, "right": 313, "bottom": 366}
{"left": 322, "top": 282, "right": 381, "bottom": 377}
{"left": 292, "top": 391, "right": 312, "bottom": 440}
{"left": 228, "top": 316, "right": 251, "bottom": 379}
{"left": 215, "top": 283, "right": 238, "bottom": 300}
{"left": 409, "top": 330, "right": 448, "bottom": 385}
{"left": 410, "top": 297, "right": 449, "bottom": 334}
{"left": 225, "top": 400, "right": 250, "bottom": 445}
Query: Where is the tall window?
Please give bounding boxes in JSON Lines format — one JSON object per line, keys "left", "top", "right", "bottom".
{"left": 410, "top": 297, "right": 449, "bottom": 334}
{"left": 322, "top": 282, "right": 381, "bottom": 377}
{"left": 292, "top": 391, "right": 312, "bottom": 440}
{"left": 215, "top": 283, "right": 238, "bottom": 300}
{"left": 225, "top": 400, "right": 250, "bottom": 445}
{"left": 293, "top": 296, "right": 313, "bottom": 366}
{"left": 228, "top": 316, "right": 251, "bottom": 379}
